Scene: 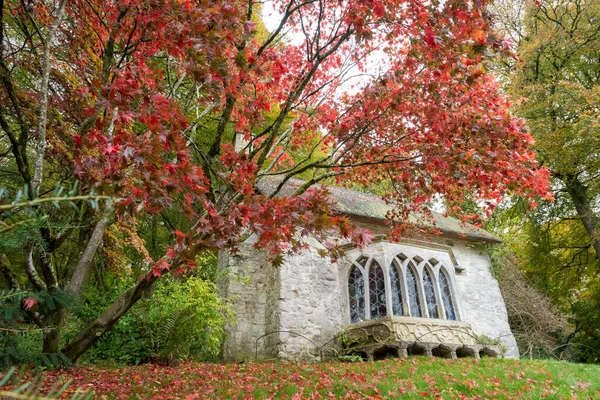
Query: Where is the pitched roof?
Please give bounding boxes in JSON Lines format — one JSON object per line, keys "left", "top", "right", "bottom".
{"left": 257, "top": 178, "right": 502, "bottom": 243}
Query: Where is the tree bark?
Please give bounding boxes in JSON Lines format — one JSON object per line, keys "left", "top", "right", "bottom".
{"left": 42, "top": 310, "right": 64, "bottom": 353}
{"left": 0, "top": 254, "right": 19, "bottom": 289}
{"left": 68, "top": 203, "right": 112, "bottom": 296}
{"left": 23, "top": 245, "right": 46, "bottom": 291}
{"left": 61, "top": 273, "right": 160, "bottom": 362}
{"left": 563, "top": 174, "right": 600, "bottom": 263}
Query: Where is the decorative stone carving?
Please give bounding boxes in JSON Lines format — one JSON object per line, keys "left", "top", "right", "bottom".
{"left": 344, "top": 316, "right": 480, "bottom": 346}
{"left": 340, "top": 316, "right": 501, "bottom": 361}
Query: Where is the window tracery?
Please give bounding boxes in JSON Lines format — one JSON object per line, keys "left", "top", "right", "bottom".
{"left": 347, "top": 249, "right": 459, "bottom": 323}
{"left": 389, "top": 262, "right": 404, "bottom": 316}
{"left": 439, "top": 268, "right": 456, "bottom": 320}
{"left": 348, "top": 265, "right": 365, "bottom": 323}
{"left": 406, "top": 262, "right": 422, "bottom": 318}
{"left": 423, "top": 267, "right": 439, "bottom": 318}
{"left": 368, "top": 261, "right": 387, "bottom": 319}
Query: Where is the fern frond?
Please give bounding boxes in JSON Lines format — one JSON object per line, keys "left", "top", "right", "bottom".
{"left": 0, "top": 367, "right": 93, "bottom": 399}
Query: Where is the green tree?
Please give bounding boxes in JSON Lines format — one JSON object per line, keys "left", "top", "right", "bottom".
{"left": 509, "top": 0, "right": 600, "bottom": 261}
{"left": 489, "top": 0, "right": 600, "bottom": 360}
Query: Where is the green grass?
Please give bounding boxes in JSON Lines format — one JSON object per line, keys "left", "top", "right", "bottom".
{"left": 3, "top": 357, "right": 600, "bottom": 399}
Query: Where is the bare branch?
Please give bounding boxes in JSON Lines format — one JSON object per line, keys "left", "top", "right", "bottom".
{"left": 23, "top": 245, "right": 46, "bottom": 291}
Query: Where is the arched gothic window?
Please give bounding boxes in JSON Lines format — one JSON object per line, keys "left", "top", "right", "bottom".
{"left": 348, "top": 265, "right": 365, "bottom": 323}
{"left": 347, "top": 252, "right": 459, "bottom": 323}
{"left": 389, "top": 262, "right": 404, "bottom": 316}
{"left": 406, "top": 263, "right": 422, "bottom": 318}
{"left": 369, "top": 261, "right": 387, "bottom": 319}
{"left": 439, "top": 268, "right": 456, "bottom": 320}
{"left": 423, "top": 267, "right": 439, "bottom": 318}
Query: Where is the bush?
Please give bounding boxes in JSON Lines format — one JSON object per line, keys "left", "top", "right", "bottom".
{"left": 79, "top": 275, "right": 231, "bottom": 365}
{"left": 489, "top": 248, "right": 568, "bottom": 359}
{"left": 1, "top": 289, "right": 75, "bottom": 369}
{"left": 146, "top": 276, "right": 232, "bottom": 362}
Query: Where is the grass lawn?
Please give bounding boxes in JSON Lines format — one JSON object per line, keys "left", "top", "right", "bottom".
{"left": 3, "top": 357, "right": 600, "bottom": 399}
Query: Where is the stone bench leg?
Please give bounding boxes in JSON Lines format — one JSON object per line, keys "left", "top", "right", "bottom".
{"left": 397, "top": 343, "right": 408, "bottom": 358}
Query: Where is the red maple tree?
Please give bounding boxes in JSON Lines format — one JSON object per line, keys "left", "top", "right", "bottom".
{"left": 0, "top": 0, "right": 549, "bottom": 361}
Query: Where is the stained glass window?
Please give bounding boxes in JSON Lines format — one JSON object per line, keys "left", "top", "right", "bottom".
{"left": 389, "top": 262, "right": 404, "bottom": 316}
{"left": 439, "top": 269, "right": 456, "bottom": 320}
{"left": 348, "top": 253, "right": 458, "bottom": 323}
{"left": 348, "top": 266, "right": 366, "bottom": 323}
{"left": 423, "top": 268, "right": 439, "bottom": 318}
{"left": 368, "top": 261, "right": 387, "bottom": 319}
{"left": 406, "top": 262, "right": 422, "bottom": 317}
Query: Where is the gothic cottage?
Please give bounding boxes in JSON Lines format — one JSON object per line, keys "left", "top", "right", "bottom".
{"left": 218, "top": 179, "right": 517, "bottom": 361}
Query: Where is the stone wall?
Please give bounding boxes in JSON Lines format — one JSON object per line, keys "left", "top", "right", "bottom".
{"left": 450, "top": 240, "right": 519, "bottom": 357}
{"left": 218, "top": 237, "right": 271, "bottom": 361}
{"left": 276, "top": 238, "right": 344, "bottom": 361}
{"left": 263, "top": 259, "right": 281, "bottom": 359}
{"left": 219, "top": 228, "right": 518, "bottom": 360}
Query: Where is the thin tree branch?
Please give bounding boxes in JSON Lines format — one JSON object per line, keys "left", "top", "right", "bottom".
{"left": 32, "top": 0, "right": 67, "bottom": 196}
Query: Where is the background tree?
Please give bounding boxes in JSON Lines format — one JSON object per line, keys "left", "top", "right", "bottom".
{"left": 489, "top": 0, "right": 600, "bottom": 360}
{"left": 509, "top": 0, "right": 600, "bottom": 260}
{"left": 0, "top": 0, "right": 549, "bottom": 363}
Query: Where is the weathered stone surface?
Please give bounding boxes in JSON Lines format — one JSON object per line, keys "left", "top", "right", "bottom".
{"left": 450, "top": 241, "right": 519, "bottom": 357}
{"left": 217, "top": 237, "right": 273, "bottom": 361}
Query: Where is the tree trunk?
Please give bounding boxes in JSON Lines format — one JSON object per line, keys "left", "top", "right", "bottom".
{"left": 31, "top": 0, "right": 67, "bottom": 195}
{"left": 61, "top": 273, "right": 160, "bottom": 362}
{"left": 68, "top": 204, "right": 111, "bottom": 296}
{"left": 0, "top": 254, "right": 19, "bottom": 289}
{"left": 563, "top": 174, "right": 600, "bottom": 262}
{"left": 42, "top": 330, "right": 60, "bottom": 353}
{"left": 42, "top": 310, "right": 65, "bottom": 353}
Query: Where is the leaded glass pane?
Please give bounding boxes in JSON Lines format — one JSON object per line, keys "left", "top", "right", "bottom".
{"left": 439, "top": 269, "right": 456, "bottom": 320}
{"left": 349, "top": 266, "right": 365, "bottom": 323}
{"left": 368, "top": 261, "right": 387, "bottom": 319}
{"left": 406, "top": 263, "right": 422, "bottom": 317}
{"left": 389, "top": 262, "right": 404, "bottom": 316}
{"left": 423, "top": 268, "right": 439, "bottom": 318}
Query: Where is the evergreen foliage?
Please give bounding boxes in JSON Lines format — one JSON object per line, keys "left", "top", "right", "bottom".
{"left": 0, "top": 289, "right": 76, "bottom": 368}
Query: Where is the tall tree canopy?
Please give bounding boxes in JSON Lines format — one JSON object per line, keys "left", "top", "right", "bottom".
{"left": 0, "top": 0, "right": 549, "bottom": 362}
{"left": 508, "top": 0, "right": 600, "bottom": 259}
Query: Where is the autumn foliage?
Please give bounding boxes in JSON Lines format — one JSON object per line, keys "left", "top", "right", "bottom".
{"left": 0, "top": 0, "right": 549, "bottom": 361}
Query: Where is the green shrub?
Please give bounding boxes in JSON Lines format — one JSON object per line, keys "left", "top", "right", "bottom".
{"left": 147, "top": 276, "right": 232, "bottom": 361}
{"left": 79, "top": 275, "right": 231, "bottom": 365}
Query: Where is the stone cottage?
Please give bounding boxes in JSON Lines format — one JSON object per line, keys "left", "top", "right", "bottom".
{"left": 218, "top": 179, "right": 518, "bottom": 361}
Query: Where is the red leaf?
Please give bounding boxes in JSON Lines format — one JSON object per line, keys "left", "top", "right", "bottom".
{"left": 23, "top": 297, "right": 38, "bottom": 310}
